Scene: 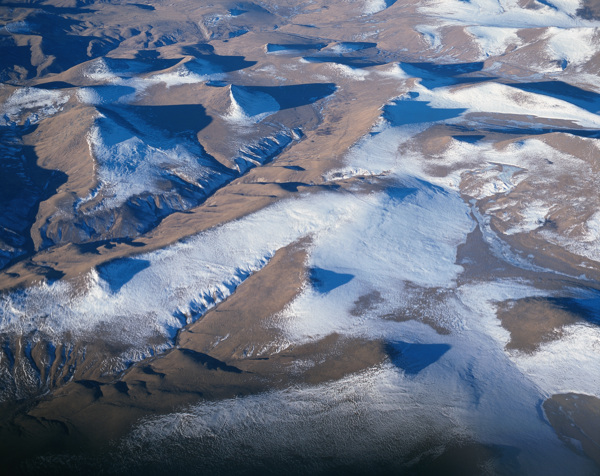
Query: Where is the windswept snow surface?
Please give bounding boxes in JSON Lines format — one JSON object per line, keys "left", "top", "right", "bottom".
{"left": 1, "top": 87, "right": 69, "bottom": 124}
{"left": 121, "top": 355, "right": 594, "bottom": 475}
{"left": 73, "top": 57, "right": 234, "bottom": 214}
{"left": 466, "top": 26, "right": 522, "bottom": 58}
{"left": 0, "top": 194, "right": 361, "bottom": 351}
{"left": 84, "top": 116, "right": 225, "bottom": 209}
{"left": 420, "top": 0, "right": 594, "bottom": 29}
{"left": 417, "top": 0, "right": 600, "bottom": 75}
{"left": 544, "top": 27, "right": 599, "bottom": 67}
{"left": 414, "top": 82, "right": 600, "bottom": 128}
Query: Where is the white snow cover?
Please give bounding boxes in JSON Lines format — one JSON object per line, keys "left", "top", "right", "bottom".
{"left": 328, "top": 42, "right": 373, "bottom": 54}
{"left": 466, "top": 26, "right": 522, "bottom": 58}
{"left": 514, "top": 321, "right": 600, "bottom": 396}
{"left": 83, "top": 116, "right": 217, "bottom": 209}
{"left": 0, "top": 87, "right": 69, "bottom": 124}
{"left": 542, "top": 210, "right": 600, "bottom": 262}
{"left": 377, "top": 63, "right": 411, "bottom": 79}
{"left": 415, "top": 24, "right": 442, "bottom": 50}
{"left": 150, "top": 59, "right": 223, "bottom": 87}
{"left": 544, "top": 27, "right": 599, "bottom": 67}
{"left": 420, "top": 0, "right": 594, "bottom": 29}
{"left": 0, "top": 193, "right": 364, "bottom": 355}
{"left": 79, "top": 58, "right": 223, "bottom": 105}
{"left": 122, "top": 277, "right": 600, "bottom": 475}
{"left": 277, "top": 181, "right": 473, "bottom": 342}
{"left": 584, "top": 211, "right": 600, "bottom": 241}
{"left": 363, "top": 0, "right": 391, "bottom": 14}
{"left": 504, "top": 201, "right": 551, "bottom": 235}
{"left": 415, "top": 82, "right": 600, "bottom": 129}
{"left": 120, "top": 357, "right": 595, "bottom": 475}
{"left": 2, "top": 21, "right": 31, "bottom": 34}
{"left": 416, "top": 0, "right": 599, "bottom": 68}
{"left": 327, "top": 63, "right": 370, "bottom": 80}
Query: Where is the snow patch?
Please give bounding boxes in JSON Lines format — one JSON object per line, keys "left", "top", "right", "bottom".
{"left": 415, "top": 24, "right": 442, "bottom": 50}
{"left": 84, "top": 117, "right": 220, "bottom": 209}
{"left": 417, "top": 81, "right": 600, "bottom": 129}
{"left": 1, "top": 87, "right": 69, "bottom": 124}
{"left": 505, "top": 201, "right": 551, "bottom": 235}
{"left": 377, "top": 63, "right": 410, "bottom": 79}
{"left": 0, "top": 193, "right": 363, "bottom": 360}
{"left": 544, "top": 27, "right": 598, "bottom": 67}
{"left": 80, "top": 58, "right": 223, "bottom": 105}
{"left": 364, "top": 0, "right": 386, "bottom": 14}
{"left": 327, "top": 63, "right": 370, "bottom": 81}
{"left": 420, "top": 0, "right": 593, "bottom": 29}
{"left": 2, "top": 21, "right": 31, "bottom": 34}
{"left": 466, "top": 26, "right": 522, "bottom": 58}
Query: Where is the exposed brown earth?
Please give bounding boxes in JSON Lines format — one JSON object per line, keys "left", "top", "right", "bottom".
{"left": 544, "top": 393, "right": 600, "bottom": 467}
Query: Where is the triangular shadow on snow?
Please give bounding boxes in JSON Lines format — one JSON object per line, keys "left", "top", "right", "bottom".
{"left": 386, "top": 341, "right": 450, "bottom": 375}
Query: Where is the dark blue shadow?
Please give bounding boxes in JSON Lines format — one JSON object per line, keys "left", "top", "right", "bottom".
{"left": 547, "top": 295, "right": 600, "bottom": 326}
{"left": 452, "top": 134, "right": 485, "bottom": 143}
{"left": 229, "top": 29, "right": 248, "bottom": 38}
{"left": 385, "top": 185, "right": 418, "bottom": 201}
{"left": 229, "top": 8, "right": 247, "bottom": 16}
{"left": 97, "top": 258, "right": 151, "bottom": 293}
{"left": 266, "top": 43, "right": 327, "bottom": 53}
{"left": 81, "top": 85, "right": 137, "bottom": 104}
{"left": 400, "top": 61, "right": 491, "bottom": 88}
{"left": 383, "top": 92, "right": 467, "bottom": 126}
{"left": 484, "top": 126, "right": 600, "bottom": 139}
{"left": 333, "top": 41, "right": 377, "bottom": 51}
{"left": 310, "top": 267, "right": 354, "bottom": 294}
{"left": 240, "top": 83, "right": 336, "bottom": 110}
{"left": 386, "top": 341, "right": 450, "bottom": 375}
{"left": 303, "top": 56, "right": 386, "bottom": 68}
{"left": 537, "top": 0, "right": 558, "bottom": 10}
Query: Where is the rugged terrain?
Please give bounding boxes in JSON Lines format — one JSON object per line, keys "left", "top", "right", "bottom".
{"left": 1, "top": 0, "right": 600, "bottom": 474}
